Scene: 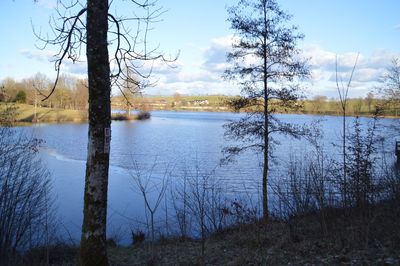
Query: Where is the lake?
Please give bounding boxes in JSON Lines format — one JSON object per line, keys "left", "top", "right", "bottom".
{"left": 24, "top": 111, "right": 398, "bottom": 244}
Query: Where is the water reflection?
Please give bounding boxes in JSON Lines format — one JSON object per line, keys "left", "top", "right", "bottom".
{"left": 25, "top": 111, "right": 398, "bottom": 244}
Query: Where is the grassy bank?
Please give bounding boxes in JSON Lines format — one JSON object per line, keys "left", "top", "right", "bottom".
{"left": 0, "top": 103, "right": 87, "bottom": 123}
{"left": 0, "top": 104, "right": 152, "bottom": 124}
{"left": 17, "top": 199, "right": 400, "bottom": 265}
{"left": 107, "top": 202, "right": 400, "bottom": 265}
{"left": 2, "top": 101, "right": 399, "bottom": 125}
{"left": 112, "top": 95, "right": 400, "bottom": 118}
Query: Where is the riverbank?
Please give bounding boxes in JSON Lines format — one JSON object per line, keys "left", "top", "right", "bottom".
{"left": 2, "top": 103, "right": 398, "bottom": 126}
{"left": 113, "top": 94, "right": 400, "bottom": 118}
{"left": 20, "top": 199, "right": 400, "bottom": 265}
{"left": 109, "top": 200, "right": 400, "bottom": 265}
{"left": 0, "top": 103, "right": 151, "bottom": 123}
{"left": 0, "top": 103, "right": 87, "bottom": 123}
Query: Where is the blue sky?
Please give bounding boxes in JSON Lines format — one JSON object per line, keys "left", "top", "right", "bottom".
{"left": 1, "top": 0, "right": 399, "bottom": 98}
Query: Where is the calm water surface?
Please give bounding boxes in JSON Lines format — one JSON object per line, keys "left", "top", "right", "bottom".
{"left": 25, "top": 111, "right": 398, "bottom": 243}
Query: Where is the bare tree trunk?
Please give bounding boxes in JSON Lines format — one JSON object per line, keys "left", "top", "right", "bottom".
{"left": 263, "top": 111, "right": 269, "bottom": 220}
{"left": 336, "top": 54, "right": 358, "bottom": 209}
{"left": 79, "top": 1, "right": 111, "bottom": 265}
{"left": 262, "top": 1, "right": 269, "bottom": 220}
{"left": 343, "top": 106, "right": 347, "bottom": 207}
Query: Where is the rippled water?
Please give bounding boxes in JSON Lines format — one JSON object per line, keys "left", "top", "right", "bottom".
{"left": 21, "top": 111, "right": 398, "bottom": 243}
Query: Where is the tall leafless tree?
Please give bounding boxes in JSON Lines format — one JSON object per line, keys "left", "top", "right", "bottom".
{"left": 34, "top": 1, "right": 175, "bottom": 264}
{"left": 380, "top": 57, "right": 400, "bottom": 116}
{"left": 223, "top": 0, "right": 310, "bottom": 220}
{"left": 121, "top": 67, "right": 141, "bottom": 117}
{"left": 335, "top": 54, "right": 359, "bottom": 207}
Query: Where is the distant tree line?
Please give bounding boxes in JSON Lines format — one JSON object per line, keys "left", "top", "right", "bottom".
{"left": 110, "top": 93, "right": 397, "bottom": 117}
{"left": 2, "top": 75, "right": 400, "bottom": 118}
{"left": 260, "top": 95, "right": 395, "bottom": 118}
{"left": 0, "top": 73, "right": 88, "bottom": 110}
{"left": 299, "top": 94, "right": 381, "bottom": 116}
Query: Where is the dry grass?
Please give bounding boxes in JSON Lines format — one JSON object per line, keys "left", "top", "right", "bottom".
{"left": 0, "top": 104, "right": 152, "bottom": 123}
{"left": 108, "top": 201, "right": 400, "bottom": 265}
{"left": 13, "top": 201, "right": 399, "bottom": 265}
{"left": 1, "top": 103, "right": 87, "bottom": 123}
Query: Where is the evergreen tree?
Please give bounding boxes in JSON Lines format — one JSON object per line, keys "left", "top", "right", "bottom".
{"left": 223, "top": 0, "right": 309, "bottom": 219}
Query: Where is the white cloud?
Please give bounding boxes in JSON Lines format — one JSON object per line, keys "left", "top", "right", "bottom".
{"left": 19, "top": 37, "right": 400, "bottom": 98}
{"left": 366, "top": 49, "right": 397, "bottom": 69}
{"left": 302, "top": 44, "right": 400, "bottom": 97}
{"left": 19, "top": 49, "right": 56, "bottom": 62}
{"left": 310, "top": 69, "right": 328, "bottom": 82}
{"left": 149, "top": 39, "right": 400, "bottom": 96}
{"left": 61, "top": 60, "right": 87, "bottom": 75}
{"left": 354, "top": 68, "right": 383, "bottom": 82}
{"left": 303, "top": 44, "right": 362, "bottom": 72}
{"left": 145, "top": 36, "right": 236, "bottom": 95}
{"left": 20, "top": 48, "right": 89, "bottom": 77}
{"left": 302, "top": 44, "right": 336, "bottom": 70}
{"left": 150, "top": 79, "right": 238, "bottom": 96}
{"left": 200, "top": 35, "right": 234, "bottom": 73}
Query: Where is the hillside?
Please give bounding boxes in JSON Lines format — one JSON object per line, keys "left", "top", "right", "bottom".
{"left": 112, "top": 95, "right": 397, "bottom": 117}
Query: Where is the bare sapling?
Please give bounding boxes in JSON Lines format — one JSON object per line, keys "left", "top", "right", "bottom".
{"left": 335, "top": 53, "right": 359, "bottom": 208}
{"left": 129, "top": 161, "right": 170, "bottom": 258}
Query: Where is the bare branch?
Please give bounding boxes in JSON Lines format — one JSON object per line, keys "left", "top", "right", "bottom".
{"left": 34, "top": 7, "right": 87, "bottom": 101}
{"left": 35, "top": 0, "right": 178, "bottom": 104}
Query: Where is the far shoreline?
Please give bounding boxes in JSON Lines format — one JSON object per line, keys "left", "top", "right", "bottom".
{"left": 2, "top": 103, "right": 399, "bottom": 126}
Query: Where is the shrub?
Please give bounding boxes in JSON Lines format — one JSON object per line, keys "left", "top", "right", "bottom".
{"left": 136, "top": 111, "right": 151, "bottom": 120}
{"left": 13, "top": 90, "right": 26, "bottom": 103}
{"left": 0, "top": 106, "right": 55, "bottom": 265}
{"left": 131, "top": 230, "right": 145, "bottom": 246}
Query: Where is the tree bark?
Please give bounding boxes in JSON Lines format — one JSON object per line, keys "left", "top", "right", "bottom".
{"left": 262, "top": 0, "right": 269, "bottom": 220}
{"left": 80, "top": 0, "right": 111, "bottom": 265}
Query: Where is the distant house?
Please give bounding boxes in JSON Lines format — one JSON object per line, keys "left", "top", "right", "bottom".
{"left": 187, "top": 99, "right": 209, "bottom": 106}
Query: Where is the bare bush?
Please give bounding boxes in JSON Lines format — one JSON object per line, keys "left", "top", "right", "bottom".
{"left": 272, "top": 140, "right": 336, "bottom": 218}
{"left": 172, "top": 166, "right": 230, "bottom": 257}
{"left": 170, "top": 172, "right": 191, "bottom": 239}
{"left": 226, "top": 200, "right": 258, "bottom": 226}
{"left": 378, "top": 151, "right": 400, "bottom": 201}
{"left": 128, "top": 161, "right": 170, "bottom": 259}
{"left": 344, "top": 116, "right": 379, "bottom": 209}
{"left": 0, "top": 107, "right": 55, "bottom": 265}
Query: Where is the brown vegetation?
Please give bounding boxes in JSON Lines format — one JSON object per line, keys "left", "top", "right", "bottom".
{"left": 106, "top": 201, "right": 399, "bottom": 265}
{"left": 1, "top": 74, "right": 88, "bottom": 110}
{"left": 13, "top": 196, "right": 399, "bottom": 265}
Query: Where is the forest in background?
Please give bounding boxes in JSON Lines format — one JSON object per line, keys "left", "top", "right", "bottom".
{"left": 1, "top": 73, "right": 399, "bottom": 119}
